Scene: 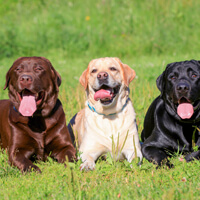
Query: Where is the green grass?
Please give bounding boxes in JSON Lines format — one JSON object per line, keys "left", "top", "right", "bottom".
{"left": 1, "top": 0, "right": 200, "bottom": 199}
{"left": 1, "top": 0, "right": 200, "bottom": 59}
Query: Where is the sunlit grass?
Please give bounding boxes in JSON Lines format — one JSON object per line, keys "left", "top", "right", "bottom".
{"left": 0, "top": 55, "right": 200, "bottom": 199}
{"left": 1, "top": 0, "right": 200, "bottom": 199}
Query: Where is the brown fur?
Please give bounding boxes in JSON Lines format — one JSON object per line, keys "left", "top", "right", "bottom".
{"left": 0, "top": 57, "right": 76, "bottom": 173}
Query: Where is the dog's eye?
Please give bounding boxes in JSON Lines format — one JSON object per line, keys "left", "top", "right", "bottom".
{"left": 170, "top": 76, "right": 177, "bottom": 80}
{"left": 91, "top": 69, "right": 97, "bottom": 73}
{"left": 15, "top": 66, "right": 23, "bottom": 72}
{"left": 110, "top": 67, "right": 117, "bottom": 71}
{"left": 191, "top": 74, "right": 198, "bottom": 78}
{"left": 34, "top": 66, "right": 43, "bottom": 72}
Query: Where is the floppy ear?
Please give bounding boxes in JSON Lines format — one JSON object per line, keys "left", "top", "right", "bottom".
{"left": 79, "top": 59, "right": 96, "bottom": 90}
{"left": 4, "top": 70, "right": 10, "bottom": 90}
{"left": 123, "top": 64, "right": 136, "bottom": 87}
{"left": 156, "top": 63, "right": 173, "bottom": 95}
{"left": 4, "top": 57, "right": 24, "bottom": 90}
{"left": 113, "top": 57, "right": 135, "bottom": 87}
{"left": 55, "top": 70, "right": 62, "bottom": 87}
{"left": 156, "top": 69, "right": 168, "bottom": 97}
{"left": 156, "top": 73, "right": 164, "bottom": 92}
{"left": 79, "top": 69, "right": 88, "bottom": 90}
{"left": 41, "top": 57, "right": 62, "bottom": 90}
{"left": 50, "top": 66, "right": 62, "bottom": 91}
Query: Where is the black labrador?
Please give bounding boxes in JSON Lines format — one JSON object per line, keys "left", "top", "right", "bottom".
{"left": 141, "top": 60, "right": 200, "bottom": 167}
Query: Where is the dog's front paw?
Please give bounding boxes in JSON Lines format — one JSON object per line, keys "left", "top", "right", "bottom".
{"left": 22, "top": 164, "right": 41, "bottom": 173}
{"left": 80, "top": 161, "right": 95, "bottom": 171}
{"left": 185, "top": 151, "right": 200, "bottom": 162}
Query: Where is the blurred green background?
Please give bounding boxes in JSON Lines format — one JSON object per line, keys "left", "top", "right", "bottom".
{"left": 1, "top": 0, "right": 200, "bottom": 124}
{"left": 1, "top": 1, "right": 200, "bottom": 199}
{"left": 1, "top": 0, "right": 200, "bottom": 59}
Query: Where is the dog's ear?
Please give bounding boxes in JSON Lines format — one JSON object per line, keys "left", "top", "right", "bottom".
{"left": 157, "top": 63, "right": 174, "bottom": 94}
{"left": 79, "top": 69, "right": 88, "bottom": 90}
{"left": 123, "top": 64, "right": 136, "bottom": 87}
{"left": 79, "top": 59, "right": 96, "bottom": 90}
{"left": 41, "top": 57, "right": 62, "bottom": 90}
{"left": 4, "top": 57, "right": 24, "bottom": 90}
{"left": 4, "top": 70, "right": 10, "bottom": 90}
{"left": 51, "top": 67, "right": 62, "bottom": 91}
{"left": 54, "top": 70, "right": 62, "bottom": 87}
{"left": 156, "top": 73, "right": 164, "bottom": 92}
{"left": 113, "top": 57, "right": 136, "bottom": 87}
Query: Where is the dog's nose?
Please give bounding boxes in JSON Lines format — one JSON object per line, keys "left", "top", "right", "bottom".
{"left": 97, "top": 72, "right": 108, "bottom": 80}
{"left": 20, "top": 75, "right": 33, "bottom": 85}
{"left": 176, "top": 83, "right": 189, "bottom": 92}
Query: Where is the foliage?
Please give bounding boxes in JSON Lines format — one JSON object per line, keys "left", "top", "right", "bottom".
{"left": 1, "top": 0, "right": 200, "bottom": 60}
{"left": 0, "top": 0, "right": 200, "bottom": 199}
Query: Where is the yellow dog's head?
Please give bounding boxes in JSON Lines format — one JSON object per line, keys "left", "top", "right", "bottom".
{"left": 79, "top": 57, "right": 135, "bottom": 115}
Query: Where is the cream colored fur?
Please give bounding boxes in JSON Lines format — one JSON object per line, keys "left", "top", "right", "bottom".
{"left": 72, "top": 57, "right": 142, "bottom": 170}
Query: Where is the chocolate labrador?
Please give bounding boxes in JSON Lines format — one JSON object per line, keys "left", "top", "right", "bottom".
{"left": 141, "top": 60, "right": 200, "bottom": 167}
{"left": 0, "top": 57, "right": 76, "bottom": 172}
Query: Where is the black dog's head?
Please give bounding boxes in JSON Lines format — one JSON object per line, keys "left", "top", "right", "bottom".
{"left": 157, "top": 60, "right": 200, "bottom": 122}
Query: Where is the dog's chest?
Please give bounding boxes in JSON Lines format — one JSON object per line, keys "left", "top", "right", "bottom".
{"left": 95, "top": 116, "right": 125, "bottom": 137}
{"left": 26, "top": 129, "right": 45, "bottom": 160}
{"left": 85, "top": 108, "right": 135, "bottom": 138}
{"left": 28, "top": 117, "right": 57, "bottom": 160}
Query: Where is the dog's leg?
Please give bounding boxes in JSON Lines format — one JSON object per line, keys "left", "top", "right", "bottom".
{"left": 142, "top": 145, "right": 173, "bottom": 168}
{"left": 121, "top": 132, "right": 143, "bottom": 164}
{"left": 79, "top": 149, "right": 103, "bottom": 171}
{"left": 185, "top": 150, "right": 200, "bottom": 162}
{"left": 9, "top": 149, "right": 41, "bottom": 173}
{"left": 80, "top": 153, "right": 96, "bottom": 171}
{"left": 52, "top": 144, "right": 77, "bottom": 163}
{"left": 122, "top": 148, "right": 143, "bottom": 163}
{"left": 185, "top": 136, "right": 200, "bottom": 162}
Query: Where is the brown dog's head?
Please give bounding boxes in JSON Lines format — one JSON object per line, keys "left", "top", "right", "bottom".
{"left": 4, "top": 57, "right": 61, "bottom": 117}
{"left": 79, "top": 57, "right": 135, "bottom": 115}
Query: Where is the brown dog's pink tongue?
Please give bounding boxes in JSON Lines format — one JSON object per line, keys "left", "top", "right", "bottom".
{"left": 177, "top": 103, "right": 194, "bottom": 119}
{"left": 94, "top": 89, "right": 111, "bottom": 101}
{"left": 19, "top": 96, "right": 37, "bottom": 116}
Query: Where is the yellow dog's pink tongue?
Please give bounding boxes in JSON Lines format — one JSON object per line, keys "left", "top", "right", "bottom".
{"left": 177, "top": 103, "right": 194, "bottom": 119}
{"left": 94, "top": 89, "right": 112, "bottom": 101}
{"left": 19, "top": 96, "right": 36, "bottom": 116}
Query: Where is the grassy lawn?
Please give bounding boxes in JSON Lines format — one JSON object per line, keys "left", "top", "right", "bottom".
{"left": 0, "top": 0, "right": 200, "bottom": 199}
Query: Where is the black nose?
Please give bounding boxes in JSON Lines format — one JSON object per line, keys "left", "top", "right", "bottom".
{"left": 176, "top": 83, "right": 189, "bottom": 92}
{"left": 20, "top": 75, "right": 33, "bottom": 86}
{"left": 97, "top": 72, "right": 108, "bottom": 80}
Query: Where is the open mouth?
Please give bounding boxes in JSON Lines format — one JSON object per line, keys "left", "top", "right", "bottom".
{"left": 17, "top": 89, "right": 44, "bottom": 105}
{"left": 176, "top": 97, "right": 194, "bottom": 119}
{"left": 17, "top": 89, "right": 45, "bottom": 116}
{"left": 93, "top": 84, "right": 120, "bottom": 105}
{"left": 177, "top": 97, "right": 191, "bottom": 105}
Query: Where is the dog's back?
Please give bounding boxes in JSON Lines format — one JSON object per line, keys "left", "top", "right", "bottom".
{"left": 0, "top": 100, "right": 12, "bottom": 148}
{"left": 141, "top": 96, "right": 161, "bottom": 141}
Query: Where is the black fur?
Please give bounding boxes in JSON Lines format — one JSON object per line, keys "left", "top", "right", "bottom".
{"left": 141, "top": 60, "right": 200, "bottom": 167}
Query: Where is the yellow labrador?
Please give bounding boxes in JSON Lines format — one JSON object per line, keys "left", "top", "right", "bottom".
{"left": 68, "top": 57, "right": 142, "bottom": 170}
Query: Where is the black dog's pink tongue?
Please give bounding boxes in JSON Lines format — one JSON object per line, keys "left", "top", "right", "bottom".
{"left": 19, "top": 96, "right": 36, "bottom": 116}
{"left": 177, "top": 103, "right": 194, "bottom": 119}
{"left": 94, "top": 89, "right": 112, "bottom": 101}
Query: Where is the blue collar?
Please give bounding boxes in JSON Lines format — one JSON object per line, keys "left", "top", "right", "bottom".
{"left": 87, "top": 98, "right": 130, "bottom": 116}
{"left": 13, "top": 106, "right": 18, "bottom": 112}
